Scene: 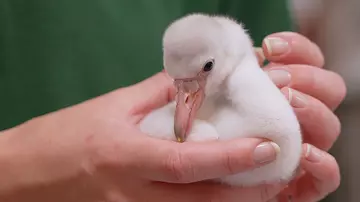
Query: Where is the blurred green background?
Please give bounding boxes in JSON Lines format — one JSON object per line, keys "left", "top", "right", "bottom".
{"left": 0, "top": 0, "right": 291, "bottom": 130}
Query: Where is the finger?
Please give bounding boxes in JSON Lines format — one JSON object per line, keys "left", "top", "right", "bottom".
{"left": 147, "top": 181, "right": 285, "bottom": 202}
{"left": 294, "top": 144, "right": 340, "bottom": 202}
{"left": 265, "top": 65, "right": 346, "bottom": 110}
{"left": 281, "top": 88, "right": 340, "bottom": 151}
{"left": 124, "top": 72, "right": 176, "bottom": 114}
{"left": 262, "top": 32, "right": 324, "bottom": 67}
{"left": 124, "top": 135, "right": 280, "bottom": 183}
{"left": 254, "top": 47, "right": 265, "bottom": 66}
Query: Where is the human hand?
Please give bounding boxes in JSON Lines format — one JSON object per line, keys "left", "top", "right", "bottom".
{"left": 0, "top": 71, "right": 288, "bottom": 202}
{"left": 255, "top": 32, "right": 346, "bottom": 201}
{"left": 0, "top": 32, "right": 344, "bottom": 202}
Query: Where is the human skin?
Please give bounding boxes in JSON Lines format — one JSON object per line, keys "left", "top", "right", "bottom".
{"left": 260, "top": 32, "right": 345, "bottom": 202}
{"left": 0, "top": 32, "right": 345, "bottom": 202}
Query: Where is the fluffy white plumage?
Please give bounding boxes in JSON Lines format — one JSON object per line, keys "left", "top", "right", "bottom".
{"left": 139, "top": 13, "right": 302, "bottom": 186}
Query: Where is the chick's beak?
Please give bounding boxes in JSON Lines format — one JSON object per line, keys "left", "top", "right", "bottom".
{"left": 174, "top": 78, "right": 205, "bottom": 142}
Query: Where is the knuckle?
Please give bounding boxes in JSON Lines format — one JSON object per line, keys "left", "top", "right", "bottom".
{"left": 164, "top": 149, "right": 192, "bottom": 183}
{"left": 288, "top": 64, "right": 316, "bottom": 89}
{"left": 259, "top": 186, "right": 273, "bottom": 201}
{"left": 222, "top": 149, "right": 243, "bottom": 175}
{"left": 306, "top": 65, "right": 318, "bottom": 90}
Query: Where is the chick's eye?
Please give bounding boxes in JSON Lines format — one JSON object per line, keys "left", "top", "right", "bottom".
{"left": 203, "top": 60, "right": 214, "bottom": 72}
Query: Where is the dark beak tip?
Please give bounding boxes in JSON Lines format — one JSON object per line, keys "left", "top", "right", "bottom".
{"left": 174, "top": 127, "right": 185, "bottom": 143}
{"left": 174, "top": 80, "right": 205, "bottom": 144}
{"left": 176, "top": 136, "right": 185, "bottom": 143}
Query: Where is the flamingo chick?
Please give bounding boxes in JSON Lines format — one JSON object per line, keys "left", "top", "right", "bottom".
{"left": 139, "top": 13, "right": 302, "bottom": 186}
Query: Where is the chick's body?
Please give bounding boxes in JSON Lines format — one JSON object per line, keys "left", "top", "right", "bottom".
{"left": 139, "top": 13, "right": 302, "bottom": 186}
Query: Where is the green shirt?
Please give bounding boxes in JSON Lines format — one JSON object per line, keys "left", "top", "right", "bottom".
{"left": 0, "top": 0, "right": 292, "bottom": 130}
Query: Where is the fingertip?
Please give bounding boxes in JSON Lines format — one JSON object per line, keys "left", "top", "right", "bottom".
{"left": 262, "top": 34, "right": 291, "bottom": 59}
{"left": 266, "top": 32, "right": 306, "bottom": 40}
{"left": 261, "top": 37, "right": 273, "bottom": 59}
{"left": 254, "top": 47, "right": 266, "bottom": 66}
{"left": 253, "top": 141, "right": 280, "bottom": 165}
{"left": 328, "top": 71, "right": 347, "bottom": 110}
{"left": 311, "top": 42, "right": 325, "bottom": 67}
{"left": 262, "top": 32, "right": 324, "bottom": 67}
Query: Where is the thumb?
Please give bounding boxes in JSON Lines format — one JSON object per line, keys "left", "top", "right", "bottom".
{"left": 124, "top": 72, "right": 176, "bottom": 112}
{"left": 125, "top": 135, "right": 280, "bottom": 183}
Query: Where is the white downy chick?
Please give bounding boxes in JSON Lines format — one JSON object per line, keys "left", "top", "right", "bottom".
{"left": 139, "top": 13, "right": 302, "bottom": 186}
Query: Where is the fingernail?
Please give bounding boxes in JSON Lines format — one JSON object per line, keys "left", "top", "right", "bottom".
{"left": 253, "top": 142, "right": 280, "bottom": 164}
{"left": 287, "top": 88, "right": 307, "bottom": 108}
{"left": 303, "top": 144, "right": 323, "bottom": 163}
{"left": 264, "top": 37, "right": 290, "bottom": 56}
{"left": 254, "top": 47, "right": 265, "bottom": 64}
{"left": 267, "top": 69, "right": 291, "bottom": 87}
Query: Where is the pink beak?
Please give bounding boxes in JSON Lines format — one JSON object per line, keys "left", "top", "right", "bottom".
{"left": 173, "top": 77, "right": 206, "bottom": 142}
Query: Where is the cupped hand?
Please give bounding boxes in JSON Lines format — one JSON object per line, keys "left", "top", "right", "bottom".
{"left": 0, "top": 31, "right": 345, "bottom": 202}
{"left": 256, "top": 32, "right": 346, "bottom": 201}
{"left": 0, "top": 72, "right": 285, "bottom": 202}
